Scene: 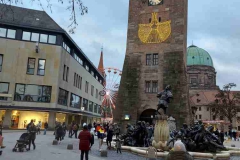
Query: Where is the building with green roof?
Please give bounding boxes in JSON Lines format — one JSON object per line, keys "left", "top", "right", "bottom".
{"left": 187, "top": 45, "right": 218, "bottom": 90}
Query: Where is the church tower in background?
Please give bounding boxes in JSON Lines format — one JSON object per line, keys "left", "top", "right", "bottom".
{"left": 114, "top": 0, "right": 191, "bottom": 129}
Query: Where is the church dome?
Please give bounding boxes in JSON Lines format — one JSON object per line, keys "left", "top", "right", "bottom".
{"left": 187, "top": 45, "right": 214, "bottom": 67}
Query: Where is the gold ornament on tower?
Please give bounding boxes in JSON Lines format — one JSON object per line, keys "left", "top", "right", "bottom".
{"left": 138, "top": 12, "right": 171, "bottom": 43}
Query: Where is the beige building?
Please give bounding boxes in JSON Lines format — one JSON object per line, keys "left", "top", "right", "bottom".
{"left": 0, "top": 5, "right": 104, "bottom": 129}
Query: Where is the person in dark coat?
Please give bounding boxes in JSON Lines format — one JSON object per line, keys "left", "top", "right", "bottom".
{"left": 107, "top": 126, "right": 114, "bottom": 149}
{"left": 44, "top": 122, "right": 48, "bottom": 135}
{"left": 28, "top": 122, "right": 37, "bottom": 150}
{"left": 78, "top": 125, "right": 91, "bottom": 160}
{"left": 219, "top": 130, "right": 225, "bottom": 144}
{"left": 87, "top": 123, "right": 94, "bottom": 148}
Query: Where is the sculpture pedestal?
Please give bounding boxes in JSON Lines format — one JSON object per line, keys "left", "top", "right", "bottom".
{"left": 152, "top": 115, "right": 170, "bottom": 151}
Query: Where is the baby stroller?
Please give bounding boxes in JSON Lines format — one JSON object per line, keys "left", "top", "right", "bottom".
{"left": 12, "top": 133, "right": 30, "bottom": 152}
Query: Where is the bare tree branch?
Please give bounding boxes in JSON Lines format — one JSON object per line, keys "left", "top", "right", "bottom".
{"left": 210, "top": 83, "right": 240, "bottom": 123}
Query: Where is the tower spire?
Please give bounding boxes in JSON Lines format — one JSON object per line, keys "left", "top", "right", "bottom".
{"left": 98, "top": 47, "right": 105, "bottom": 76}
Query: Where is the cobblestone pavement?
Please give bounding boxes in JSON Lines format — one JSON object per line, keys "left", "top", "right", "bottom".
{"left": 0, "top": 131, "right": 239, "bottom": 160}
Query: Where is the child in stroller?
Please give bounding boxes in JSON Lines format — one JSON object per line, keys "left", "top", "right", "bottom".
{"left": 12, "top": 133, "right": 30, "bottom": 152}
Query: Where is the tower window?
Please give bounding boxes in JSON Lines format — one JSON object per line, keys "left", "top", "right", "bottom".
{"left": 190, "top": 78, "right": 197, "bottom": 84}
{"left": 149, "top": 18, "right": 151, "bottom": 23}
{"left": 159, "top": 17, "right": 161, "bottom": 22}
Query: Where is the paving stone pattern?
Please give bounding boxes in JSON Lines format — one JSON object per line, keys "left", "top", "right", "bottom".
{"left": 1, "top": 131, "right": 239, "bottom": 160}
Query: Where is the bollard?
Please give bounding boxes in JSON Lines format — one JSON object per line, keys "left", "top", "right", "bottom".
{"left": 100, "top": 150, "right": 108, "bottom": 157}
{"left": 52, "top": 140, "right": 58, "bottom": 145}
{"left": 67, "top": 144, "right": 73, "bottom": 150}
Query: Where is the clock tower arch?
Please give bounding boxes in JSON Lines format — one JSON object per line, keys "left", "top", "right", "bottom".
{"left": 114, "top": 0, "right": 191, "bottom": 130}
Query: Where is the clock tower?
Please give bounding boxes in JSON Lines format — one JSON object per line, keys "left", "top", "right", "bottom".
{"left": 114, "top": 0, "right": 191, "bottom": 130}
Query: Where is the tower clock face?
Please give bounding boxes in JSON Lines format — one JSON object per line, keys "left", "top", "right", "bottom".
{"left": 149, "top": 0, "right": 163, "bottom": 6}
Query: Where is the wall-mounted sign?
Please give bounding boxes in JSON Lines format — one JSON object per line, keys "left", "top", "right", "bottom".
{"left": 81, "top": 107, "right": 85, "bottom": 111}
{"left": 125, "top": 115, "right": 130, "bottom": 120}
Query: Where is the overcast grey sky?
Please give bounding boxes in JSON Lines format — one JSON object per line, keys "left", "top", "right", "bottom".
{"left": 18, "top": 0, "right": 240, "bottom": 90}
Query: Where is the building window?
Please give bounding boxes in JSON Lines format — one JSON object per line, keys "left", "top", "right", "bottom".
{"left": 146, "top": 54, "right": 151, "bottom": 66}
{"left": 63, "top": 65, "right": 66, "bottom": 81}
{"left": 199, "top": 115, "right": 202, "bottom": 119}
{"left": 199, "top": 107, "right": 201, "bottom": 111}
{"left": 98, "top": 105, "right": 102, "bottom": 114}
{"left": 40, "top": 34, "right": 48, "bottom": 43}
{"left": 195, "top": 115, "right": 197, "bottom": 119}
{"left": 26, "top": 58, "right": 35, "bottom": 75}
{"left": 85, "top": 65, "right": 89, "bottom": 71}
{"left": 83, "top": 98, "right": 88, "bottom": 111}
{"left": 159, "top": 17, "right": 161, "bottom": 22}
{"left": 91, "top": 85, "right": 94, "bottom": 96}
{"left": 153, "top": 53, "right": 158, "bottom": 65}
{"left": 96, "top": 76, "right": 98, "bottom": 80}
{"left": 96, "top": 89, "right": 98, "bottom": 99}
{"left": 207, "top": 107, "right": 209, "bottom": 111}
{"left": 31, "top": 33, "right": 39, "bottom": 42}
{"left": 22, "top": 31, "right": 31, "bottom": 41}
{"left": 79, "top": 76, "right": 82, "bottom": 89}
{"left": 70, "top": 93, "right": 81, "bottom": 108}
{"left": 191, "top": 78, "right": 197, "bottom": 84}
{"left": 66, "top": 66, "right": 69, "bottom": 82}
{"left": 0, "top": 28, "right": 16, "bottom": 39}
{"left": 0, "top": 54, "right": 3, "bottom": 72}
{"left": 89, "top": 101, "right": 93, "bottom": 112}
{"left": 146, "top": 53, "right": 158, "bottom": 66}
{"left": 94, "top": 103, "right": 98, "bottom": 113}
{"left": 85, "top": 81, "right": 89, "bottom": 93}
{"left": 74, "top": 73, "right": 76, "bottom": 87}
{"left": 152, "top": 81, "right": 158, "bottom": 93}
{"left": 0, "top": 28, "right": 7, "bottom": 37}
{"left": 74, "top": 53, "right": 83, "bottom": 65}
{"left": 91, "top": 71, "right": 94, "bottom": 76}
{"left": 48, "top": 35, "right": 56, "bottom": 44}
{"left": 58, "top": 88, "right": 68, "bottom": 106}
{"left": 14, "top": 84, "right": 51, "bottom": 102}
{"left": 37, "top": 59, "right": 46, "bottom": 76}
{"left": 0, "top": 82, "right": 9, "bottom": 100}
{"left": 145, "top": 81, "right": 151, "bottom": 93}
{"left": 7, "top": 29, "right": 16, "bottom": 39}
{"left": 146, "top": 81, "right": 158, "bottom": 93}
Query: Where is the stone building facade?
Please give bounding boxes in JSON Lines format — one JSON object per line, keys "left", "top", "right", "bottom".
{"left": 0, "top": 5, "right": 104, "bottom": 129}
{"left": 187, "top": 45, "right": 240, "bottom": 131}
{"left": 114, "top": 0, "right": 191, "bottom": 130}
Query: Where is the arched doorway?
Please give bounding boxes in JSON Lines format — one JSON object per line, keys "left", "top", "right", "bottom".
{"left": 139, "top": 109, "right": 156, "bottom": 125}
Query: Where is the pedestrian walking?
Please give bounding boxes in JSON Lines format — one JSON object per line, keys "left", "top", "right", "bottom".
{"left": 87, "top": 123, "right": 94, "bottom": 149}
{"left": 107, "top": 126, "right": 114, "bottom": 149}
{"left": 78, "top": 125, "right": 92, "bottom": 160}
{"left": 36, "top": 121, "right": 42, "bottom": 135}
{"left": 115, "top": 125, "right": 120, "bottom": 139}
{"left": 28, "top": 122, "right": 37, "bottom": 150}
{"left": 43, "top": 122, "right": 48, "bottom": 135}
{"left": 98, "top": 125, "right": 105, "bottom": 151}
{"left": 115, "top": 138, "right": 122, "bottom": 154}
{"left": 70, "top": 123, "right": 79, "bottom": 138}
